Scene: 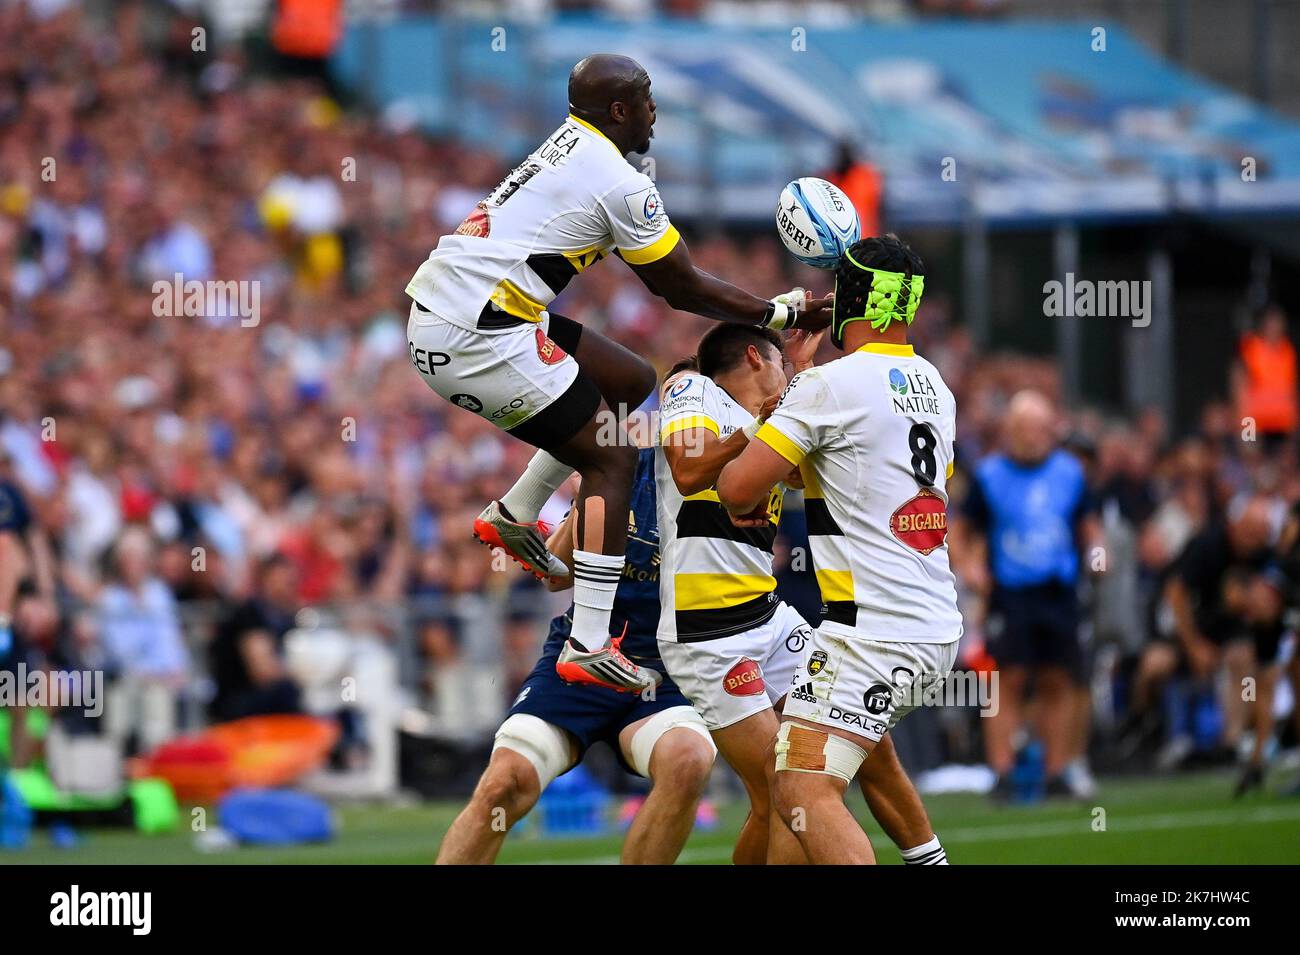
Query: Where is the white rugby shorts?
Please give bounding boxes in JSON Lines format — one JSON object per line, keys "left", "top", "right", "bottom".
{"left": 406, "top": 302, "right": 600, "bottom": 449}
{"left": 783, "top": 630, "right": 960, "bottom": 744}
{"left": 658, "top": 601, "right": 813, "bottom": 731}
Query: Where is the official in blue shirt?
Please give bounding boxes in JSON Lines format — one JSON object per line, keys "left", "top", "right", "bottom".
{"left": 961, "top": 391, "right": 1097, "bottom": 800}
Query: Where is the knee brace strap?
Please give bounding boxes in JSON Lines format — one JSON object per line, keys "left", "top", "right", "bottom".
{"left": 493, "top": 714, "right": 574, "bottom": 790}
{"left": 627, "top": 705, "right": 715, "bottom": 779}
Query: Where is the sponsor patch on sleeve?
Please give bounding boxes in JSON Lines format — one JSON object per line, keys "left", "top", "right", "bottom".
{"left": 623, "top": 185, "right": 667, "bottom": 241}
{"left": 661, "top": 375, "right": 704, "bottom": 414}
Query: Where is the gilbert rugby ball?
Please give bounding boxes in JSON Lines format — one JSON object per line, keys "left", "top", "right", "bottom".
{"left": 775, "top": 177, "right": 861, "bottom": 268}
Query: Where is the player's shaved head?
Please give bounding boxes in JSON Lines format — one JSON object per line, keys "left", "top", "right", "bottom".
{"left": 567, "top": 54, "right": 655, "bottom": 154}
{"left": 568, "top": 54, "right": 648, "bottom": 114}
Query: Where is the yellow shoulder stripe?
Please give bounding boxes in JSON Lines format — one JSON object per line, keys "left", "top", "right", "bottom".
{"left": 661, "top": 414, "right": 719, "bottom": 441}
{"left": 620, "top": 225, "right": 681, "bottom": 265}
{"left": 755, "top": 422, "right": 805, "bottom": 466}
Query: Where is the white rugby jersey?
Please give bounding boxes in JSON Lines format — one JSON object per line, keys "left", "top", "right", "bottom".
{"left": 405, "top": 115, "right": 680, "bottom": 332}
{"left": 655, "top": 374, "right": 785, "bottom": 643}
{"left": 755, "top": 342, "right": 963, "bottom": 644}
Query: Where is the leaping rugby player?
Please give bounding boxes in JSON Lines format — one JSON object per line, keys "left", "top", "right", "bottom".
{"left": 406, "top": 54, "right": 831, "bottom": 694}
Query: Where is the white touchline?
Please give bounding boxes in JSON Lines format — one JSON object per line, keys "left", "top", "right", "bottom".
{"left": 516, "top": 804, "right": 1300, "bottom": 865}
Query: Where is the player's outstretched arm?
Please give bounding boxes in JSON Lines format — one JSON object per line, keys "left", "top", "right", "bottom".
{"left": 717, "top": 439, "right": 795, "bottom": 517}
{"left": 628, "top": 239, "right": 832, "bottom": 330}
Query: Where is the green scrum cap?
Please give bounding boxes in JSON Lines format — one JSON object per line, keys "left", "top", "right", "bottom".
{"left": 831, "top": 236, "right": 925, "bottom": 348}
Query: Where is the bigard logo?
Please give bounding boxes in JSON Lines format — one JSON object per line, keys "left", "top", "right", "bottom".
{"left": 890, "top": 488, "right": 948, "bottom": 554}
{"left": 535, "top": 328, "right": 567, "bottom": 366}
{"left": 723, "top": 658, "right": 766, "bottom": 697}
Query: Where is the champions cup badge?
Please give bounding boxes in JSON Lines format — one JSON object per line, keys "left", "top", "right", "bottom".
{"left": 535, "top": 328, "right": 567, "bottom": 365}
{"left": 723, "top": 658, "right": 765, "bottom": 697}
{"left": 808, "top": 650, "right": 828, "bottom": 676}
{"left": 890, "top": 488, "right": 948, "bottom": 554}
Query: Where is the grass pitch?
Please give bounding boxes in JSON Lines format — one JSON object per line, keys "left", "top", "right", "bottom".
{"left": 8, "top": 769, "right": 1300, "bottom": 865}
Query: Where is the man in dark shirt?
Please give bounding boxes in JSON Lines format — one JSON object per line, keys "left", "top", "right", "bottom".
{"left": 209, "top": 554, "right": 303, "bottom": 722}
{"left": 1128, "top": 495, "right": 1282, "bottom": 786}
{"left": 1249, "top": 498, "right": 1300, "bottom": 795}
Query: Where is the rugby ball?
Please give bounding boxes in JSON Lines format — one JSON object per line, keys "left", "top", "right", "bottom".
{"left": 775, "top": 177, "right": 861, "bottom": 269}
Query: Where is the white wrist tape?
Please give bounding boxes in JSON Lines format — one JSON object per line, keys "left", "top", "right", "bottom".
{"left": 765, "top": 288, "right": 808, "bottom": 332}
{"left": 764, "top": 300, "right": 791, "bottom": 331}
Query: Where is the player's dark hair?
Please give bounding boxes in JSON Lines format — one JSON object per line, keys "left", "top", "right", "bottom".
{"left": 833, "top": 233, "right": 925, "bottom": 325}
{"left": 667, "top": 354, "right": 700, "bottom": 379}
{"left": 696, "top": 325, "right": 782, "bottom": 378}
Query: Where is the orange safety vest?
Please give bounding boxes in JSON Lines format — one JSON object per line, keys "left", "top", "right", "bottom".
{"left": 1239, "top": 333, "right": 1299, "bottom": 433}
{"left": 829, "top": 162, "right": 882, "bottom": 238}
{"left": 271, "top": 0, "right": 344, "bottom": 59}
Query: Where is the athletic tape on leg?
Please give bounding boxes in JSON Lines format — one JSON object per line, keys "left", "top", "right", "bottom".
{"left": 774, "top": 721, "right": 867, "bottom": 783}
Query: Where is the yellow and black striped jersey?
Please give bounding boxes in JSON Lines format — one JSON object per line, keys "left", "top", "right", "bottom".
{"left": 406, "top": 115, "right": 680, "bottom": 333}
{"left": 755, "top": 342, "right": 963, "bottom": 644}
{"left": 655, "top": 374, "right": 784, "bottom": 643}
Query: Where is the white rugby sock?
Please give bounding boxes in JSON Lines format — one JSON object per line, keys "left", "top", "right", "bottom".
{"left": 500, "top": 451, "right": 573, "bottom": 523}
{"left": 900, "top": 835, "right": 948, "bottom": 865}
{"left": 568, "top": 550, "right": 624, "bottom": 652}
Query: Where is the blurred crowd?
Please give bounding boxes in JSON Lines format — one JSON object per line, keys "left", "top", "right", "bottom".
{"left": 0, "top": 2, "right": 1297, "bottom": 796}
